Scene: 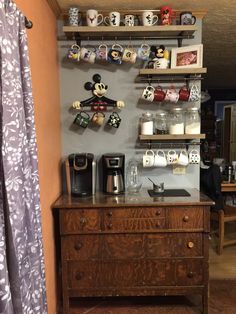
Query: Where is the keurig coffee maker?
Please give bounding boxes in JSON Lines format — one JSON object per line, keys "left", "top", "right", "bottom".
{"left": 102, "top": 153, "right": 125, "bottom": 194}
{"left": 66, "top": 153, "right": 96, "bottom": 197}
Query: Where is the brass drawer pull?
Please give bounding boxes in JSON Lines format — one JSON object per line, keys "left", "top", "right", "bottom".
{"left": 74, "top": 242, "right": 83, "bottom": 251}
{"left": 156, "top": 221, "right": 161, "bottom": 228}
{"left": 75, "top": 272, "right": 84, "bottom": 281}
{"left": 187, "top": 271, "right": 194, "bottom": 278}
{"left": 156, "top": 210, "right": 162, "bottom": 216}
{"left": 183, "top": 215, "right": 189, "bottom": 222}
{"left": 107, "top": 223, "right": 113, "bottom": 229}
{"left": 187, "top": 241, "right": 194, "bottom": 249}
{"left": 80, "top": 217, "right": 87, "bottom": 226}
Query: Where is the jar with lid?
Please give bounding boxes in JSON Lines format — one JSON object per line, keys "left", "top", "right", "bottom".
{"left": 126, "top": 158, "right": 142, "bottom": 193}
{"left": 185, "top": 107, "right": 200, "bottom": 134}
{"left": 169, "top": 107, "right": 184, "bottom": 134}
{"left": 155, "top": 111, "right": 168, "bottom": 134}
{"left": 140, "top": 112, "right": 154, "bottom": 135}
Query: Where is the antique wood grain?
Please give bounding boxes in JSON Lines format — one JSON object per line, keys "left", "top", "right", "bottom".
{"left": 103, "top": 207, "right": 165, "bottom": 219}
{"left": 167, "top": 206, "right": 204, "bottom": 229}
{"left": 176, "top": 259, "right": 204, "bottom": 286}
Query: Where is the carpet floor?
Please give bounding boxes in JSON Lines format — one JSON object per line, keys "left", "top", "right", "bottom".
{"left": 66, "top": 279, "right": 236, "bottom": 314}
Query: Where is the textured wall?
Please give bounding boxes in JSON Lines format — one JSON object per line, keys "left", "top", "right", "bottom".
{"left": 15, "top": 1, "right": 61, "bottom": 313}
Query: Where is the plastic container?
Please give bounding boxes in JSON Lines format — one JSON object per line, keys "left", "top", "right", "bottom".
{"left": 185, "top": 107, "right": 200, "bottom": 134}
{"left": 169, "top": 107, "right": 184, "bottom": 134}
{"left": 155, "top": 111, "right": 168, "bottom": 134}
{"left": 140, "top": 112, "right": 154, "bottom": 135}
{"left": 126, "top": 159, "right": 142, "bottom": 193}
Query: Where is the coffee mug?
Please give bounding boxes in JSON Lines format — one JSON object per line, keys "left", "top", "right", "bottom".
{"left": 154, "top": 150, "right": 167, "bottom": 167}
{"left": 68, "top": 7, "right": 80, "bottom": 26}
{"left": 141, "top": 85, "right": 155, "bottom": 102}
{"left": 142, "top": 11, "right": 158, "bottom": 26}
{"left": 86, "top": 9, "right": 103, "bottom": 27}
{"left": 143, "top": 150, "right": 155, "bottom": 167}
{"left": 179, "top": 85, "right": 190, "bottom": 102}
{"left": 108, "top": 44, "right": 123, "bottom": 64}
{"left": 124, "top": 14, "right": 135, "bottom": 26}
{"left": 122, "top": 48, "right": 137, "bottom": 63}
{"left": 189, "top": 149, "right": 200, "bottom": 164}
{"left": 167, "top": 150, "right": 178, "bottom": 165}
{"left": 73, "top": 111, "right": 90, "bottom": 128}
{"left": 154, "top": 86, "right": 166, "bottom": 102}
{"left": 107, "top": 112, "right": 121, "bottom": 128}
{"left": 178, "top": 150, "right": 189, "bottom": 166}
{"left": 180, "top": 11, "right": 196, "bottom": 25}
{"left": 104, "top": 11, "right": 120, "bottom": 26}
{"left": 96, "top": 44, "right": 108, "bottom": 61}
{"left": 67, "top": 44, "right": 80, "bottom": 61}
{"left": 189, "top": 84, "right": 200, "bottom": 102}
{"left": 165, "top": 87, "right": 179, "bottom": 103}
{"left": 80, "top": 47, "right": 96, "bottom": 64}
{"left": 160, "top": 6, "right": 172, "bottom": 25}
{"left": 91, "top": 111, "right": 105, "bottom": 126}
{"left": 137, "top": 44, "right": 150, "bottom": 61}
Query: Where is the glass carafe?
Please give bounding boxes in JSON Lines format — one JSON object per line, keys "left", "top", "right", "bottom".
{"left": 126, "top": 158, "right": 142, "bottom": 193}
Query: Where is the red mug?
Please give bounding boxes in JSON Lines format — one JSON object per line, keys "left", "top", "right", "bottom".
{"left": 154, "top": 86, "right": 166, "bottom": 102}
{"left": 160, "top": 6, "right": 172, "bottom": 25}
{"left": 179, "top": 85, "right": 190, "bottom": 101}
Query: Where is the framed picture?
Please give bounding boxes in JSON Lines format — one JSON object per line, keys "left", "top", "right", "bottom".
{"left": 171, "top": 44, "right": 203, "bottom": 69}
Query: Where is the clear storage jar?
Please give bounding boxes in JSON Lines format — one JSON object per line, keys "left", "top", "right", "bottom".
{"left": 169, "top": 107, "right": 184, "bottom": 134}
{"left": 155, "top": 111, "right": 168, "bottom": 134}
{"left": 185, "top": 107, "right": 200, "bottom": 134}
{"left": 140, "top": 112, "right": 154, "bottom": 135}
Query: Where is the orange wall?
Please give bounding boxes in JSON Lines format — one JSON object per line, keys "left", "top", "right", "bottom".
{"left": 14, "top": 1, "right": 61, "bottom": 313}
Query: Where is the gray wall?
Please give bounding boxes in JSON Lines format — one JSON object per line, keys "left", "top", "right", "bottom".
{"left": 59, "top": 20, "right": 202, "bottom": 190}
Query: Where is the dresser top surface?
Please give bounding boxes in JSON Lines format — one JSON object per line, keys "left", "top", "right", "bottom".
{"left": 52, "top": 189, "right": 214, "bottom": 209}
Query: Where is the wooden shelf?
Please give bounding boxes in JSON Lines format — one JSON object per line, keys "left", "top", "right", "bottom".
{"left": 139, "top": 68, "right": 207, "bottom": 76}
{"left": 63, "top": 25, "right": 197, "bottom": 39}
{"left": 139, "top": 134, "right": 206, "bottom": 141}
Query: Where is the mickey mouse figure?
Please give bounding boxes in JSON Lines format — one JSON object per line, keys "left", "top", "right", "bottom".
{"left": 72, "top": 74, "right": 125, "bottom": 111}
{"left": 148, "top": 45, "right": 170, "bottom": 69}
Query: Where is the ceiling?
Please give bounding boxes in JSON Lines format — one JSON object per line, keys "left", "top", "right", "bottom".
{"left": 50, "top": 0, "right": 236, "bottom": 90}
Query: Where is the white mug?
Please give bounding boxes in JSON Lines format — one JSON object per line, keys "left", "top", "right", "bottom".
{"left": 143, "top": 150, "right": 155, "bottom": 167}
{"left": 178, "top": 150, "right": 189, "bottom": 166}
{"left": 141, "top": 85, "right": 155, "bottom": 102}
{"left": 104, "top": 12, "right": 120, "bottom": 26}
{"left": 167, "top": 150, "right": 178, "bottom": 165}
{"left": 137, "top": 44, "right": 151, "bottom": 61}
{"left": 80, "top": 47, "right": 96, "bottom": 64}
{"left": 142, "top": 11, "right": 158, "bottom": 26}
{"left": 96, "top": 44, "right": 108, "bottom": 61}
{"left": 124, "top": 14, "right": 135, "bottom": 26}
{"left": 86, "top": 9, "right": 103, "bottom": 27}
{"left": 154, "top": 150, "right": 167, "bottom": 167}
{"left": 189, "top": 84, "right": 201, "bottom": 102}
{"left": 189, "top": 149, "right": 200, "bottom": 164}
{"left": 122, "top": 48, "right": 137, "bottom": 63}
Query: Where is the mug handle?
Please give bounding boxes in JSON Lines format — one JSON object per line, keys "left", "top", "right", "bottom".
{"left": 112, "top": 44, "right": 123, "bottom": 51}
{"left": 141, "top": 44, "right": 150, "bottom": 50}
{"left": 152, "top": 15, "right": 158, "bottom": 25}
{"left": 157, "top": 150, "right": 165, "bottom": 157}
{"left": 147, "top": 85, "right": 155, "bottom": 92}
{"left": 97, "top": 14, "right": 103, "bottom": 26}
{"left": 99, "top": 44, "right": 107, "bottom": 50}
{"left": 192, "top": 16, "right": 196, "bottom": 25}
{"left": 81, "top": 111, "right": 90, "bottom": 119}
{"left": 168, "top": 150, "right": 176, "bottom": 156}
{"left": 71, "top": 44, "right": 80, "bottom": 50}
{"left": 104, "top": 16, "right": 110, "bottom": 25}
{"left": 146, "top": 150, "right": 155, "bottom": 156}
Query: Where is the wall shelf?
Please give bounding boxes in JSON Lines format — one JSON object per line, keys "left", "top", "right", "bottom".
{"left": 139, "top": 134, "right": 206, "bottom": 141}
{"left": 139, "top": 68, "right": 207, "bottom": 76}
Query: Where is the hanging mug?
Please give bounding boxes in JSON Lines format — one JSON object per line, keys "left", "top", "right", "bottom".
{"left": 91, "top": 112, "right": 105, "bottom": 126}
{"left": 179, "top": 85, "right": 190, "bottom": 101}
{"left": 189, "top": 149, "right": 200, "bottom": 164}
{"left": 137, "top": 44, "right": 151, "bottom": 61}
{"left": 122, "top": 47, "right": 137, "bottom": 63}
{"left": 67, "top": 44, "right": 80, "bottom": 61}
{"left": 143, "top": 150, "right": 155, "bottom": 168}
{"left": 141, "top": 85, "right": 155, "bottom": 102}
{"left": 177, "top": 150, "right": 189, "bottom": 166}
{"left": 154, "top": 150, "right": 167, "bottom": 167}
{"left": 108, "top": 44, "right": 123, "bottom": 64}
{"left": 107, "top": 112, "right": 121, "bottom": 128}
{"left": 167, "top": 150, "right": 178, "bottom": 165}
{"left": 73, "top": 111, "right": 90, "bottom": 128}
{"left": 189, "top": 84, "right": 201, "bottom": 102}
{"left": 80, "top": 47, "right": 96, "bottom": 64}
{"left": 154, "top": 86, "right": 166, "bottom": 102}
{"left": 96, "top": 44, "right": 108, "bottom": 61}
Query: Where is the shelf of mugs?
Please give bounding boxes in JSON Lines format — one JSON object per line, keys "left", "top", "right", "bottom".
{"left": 139, "top": 134, "right": 206, "bottom": 141}
{"left": 139, "top": 67, "right": 207, "bottom": 76}
{"left": 63, "top": 25, "right": 197, "bottom": 40}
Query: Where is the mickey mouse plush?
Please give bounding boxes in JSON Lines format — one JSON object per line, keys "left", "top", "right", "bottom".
{"left": 148, "top": 45, "right": 170, "bottom": 69}
{"left": 72, "top": 74, "right": 125, "bottom": 111}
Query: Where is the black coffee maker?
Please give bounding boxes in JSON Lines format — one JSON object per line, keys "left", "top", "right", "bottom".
{"left": 65, "top": 153, "right": 96, "bottom": 197}
{"left": 102, "top": 153, "right": 125, "bottom": 194}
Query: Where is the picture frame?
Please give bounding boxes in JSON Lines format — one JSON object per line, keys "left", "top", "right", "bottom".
{"left": 170, "top": 44, "right": 203, "bottom": 69}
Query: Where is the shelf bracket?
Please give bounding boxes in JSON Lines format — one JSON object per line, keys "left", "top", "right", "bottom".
{"left": 178, "top": 37, "right": 183, "bottom": 47}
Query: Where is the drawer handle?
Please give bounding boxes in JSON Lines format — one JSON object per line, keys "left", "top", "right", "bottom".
{"left": 156, "top": 210, "right": 161, "bottom": 216}
{"left": 183, "top": 215, "right": 189, "bottom": 222}
{"left": 74, "top": 242, "right": 83, "bottom": 251}
{"left": 156, "top": 221, "right": 161, "bottom": 228}
{"left": 187, "top": 241, "right": 194, "bottom": 249}
{"left": 107, "top": 211, "right": 113, "bottom": 217}
{"left": 107, "top": 223, "right": 113, "bottom": 229}
{"left": 75, "top": 272, "right": 84, "bottom": 281}
{"left": 187, "top": 271, "right": 194, "bottom": 278}
{"left": 80, "top": 217, "right": 87, "bottom": 226}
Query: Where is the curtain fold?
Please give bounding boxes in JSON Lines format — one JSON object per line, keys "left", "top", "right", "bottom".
{"left": 0, "top": 1, "right": 47, "bottom": 313}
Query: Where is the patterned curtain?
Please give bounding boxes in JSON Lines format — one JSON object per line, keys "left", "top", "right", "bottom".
{"left": 0, "top": 1, "right": 47, "bottom": 313}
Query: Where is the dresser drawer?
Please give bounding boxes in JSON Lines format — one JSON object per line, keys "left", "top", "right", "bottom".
{"left": 60, "top": 209, "right": 101, "bottom": 234}
{"left": 104, "top": 207, "right": 165, "bottom": 219}
{"left": 146, "top": 233, "right": 203, "bottom": 257}
{"left": 167, "top": 207, "right": 204, "bottom": 230}
{"left": 62, "top": 235, "right": 101, "bottom": 260}
{"left": 176, "top": 259, "right": 204, "bottom": 285}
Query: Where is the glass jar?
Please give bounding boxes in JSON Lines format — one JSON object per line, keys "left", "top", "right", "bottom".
{"left": 169, "top": 107, "right": 184, "bottom": 134}
{"left": 185, "top": 107, "right": 200, "bottom": 134}
{"left": 126, "top": 158, "right": 142, "bottom": 193}
{"left": 155, "top": 111, "right": 168, "bottom": 134}
{"left": 140, "top": 112, "right": 154, "bottom": 135}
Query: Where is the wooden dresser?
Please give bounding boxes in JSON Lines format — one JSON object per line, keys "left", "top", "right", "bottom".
{"left": 52, "top": 189, "right": 213, "bottom": 314}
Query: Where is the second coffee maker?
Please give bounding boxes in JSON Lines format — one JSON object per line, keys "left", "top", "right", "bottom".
{"left": 102, "top": 153, "right": 125, "bottom": 194}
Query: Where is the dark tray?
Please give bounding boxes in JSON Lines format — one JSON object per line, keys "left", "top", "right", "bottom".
{"left": 148, "top": 189, "right": 191, "bottom": 197}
